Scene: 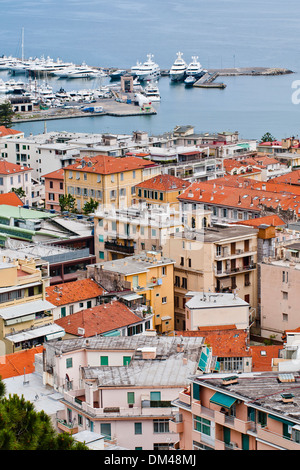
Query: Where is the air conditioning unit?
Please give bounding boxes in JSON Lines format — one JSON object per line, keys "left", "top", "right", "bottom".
{"left": 78, "top": 327, "right": 85, "bottom": 336}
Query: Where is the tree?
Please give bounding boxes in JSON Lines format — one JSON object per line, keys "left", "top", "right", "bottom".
{"left": 83, "top": 197, "right": 99, "bottom": 215}
{"left": 0, "top": 100, "right": 14, "bottom": 128}
{"left": 11, "top": 187, "right": 26, "bottom": 199}
{"left": 0, "top": 378, "right": 88, "bottom": 450}
{"left": 261, "top": 132, "right": 275, "bottom": 143}
{"left": 59, "top": 194, "right": 76, "bottom": 212}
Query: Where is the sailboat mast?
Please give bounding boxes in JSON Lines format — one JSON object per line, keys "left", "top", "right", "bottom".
{"left": 21, "top": 27, "right": 24, "bottom": 61}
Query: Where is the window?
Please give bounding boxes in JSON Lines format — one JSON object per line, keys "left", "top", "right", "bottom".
{"left": 175, "top": 276, "right": 180, "bottom": 287}
{"left": 120, "top": 172, "right": 124, "bottom": 181}
{"left": 123, "top": 356, "right": 131, "bottom": 366}
{"left": 282, "top": 291, "right": 288, "bottom": 300}
{"left": 181, "top": 277, "right": 187, "bottom": 289}
{"left": 127, "top": 392, "right": 135, "bottom": 404}
{"left": 162, "top": 266, "right": 166, "bottom": 276}
{"left": 153, "top": 419, "right": 169, "bottom": 433}
{"left": 180, "top": 257, "right": 184, "bottom": 266}
{"left": 111, "top": 174, "right": 114, "bottom": 183}
{"left": 69, "top": 305, "right": 74, "bottom": 315}
{"left": 66, "top": 358, "right": 73, "bottom": 369}
{"left": 100, "top": 356, "right": 109, "bottom": 365}
{"left": 162, "top": 297, "right": 167, "bottom": 304}
{"left": 61, "top": 306, "right": 66, "bottom": 317}
{"left": 135, "top": 422, "right": 142, "bottom": 435}
{"left": 150, "top": 391, "right": 161, "bottom": 402}
{"left": 193, "top": 415, "right": 211, "bottom": 436}
{"left": 133, "top": 170, "right": 136, "bottom": 179}
{"left": 100, "top": 423, "right": 111, "bottom": 439}
{"left": 283, "top": 313, "right": 288, "bottom": 322}
{"left": 99, "top": 235, "right": 104, "bottom": 242}
{"left": 99, "top": 251, "right": 104, "bottom": 260}
{"left": 78, "top": 414, "right": 83, "bottom": 426}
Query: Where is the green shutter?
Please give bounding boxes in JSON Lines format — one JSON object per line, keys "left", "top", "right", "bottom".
{"left": 100, "top": 356, "right": 109, "bottom": 365}
{"left": 127, "top": 392, "right": 135, "bottom": 404}
{"left": 123, "top": 356, "right": 131, "bottom": 365}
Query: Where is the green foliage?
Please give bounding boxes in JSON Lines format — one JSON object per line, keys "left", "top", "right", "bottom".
{"left": 261, "top": 132, "right": 275, "bottom": 143}
{"left": 0, "top": 101, "right": 14, "bottom": 128}
{"left": 83, "top": 197, "right": 99, "bottom": 214}
{"left": 0, "top": 378, "right": 88, "bottom": 450}
{"left": 59, "top": 194, "right": 76, "bottom": 212}
{"left": 11, "top": 187, "right": 26, "bottom": 199}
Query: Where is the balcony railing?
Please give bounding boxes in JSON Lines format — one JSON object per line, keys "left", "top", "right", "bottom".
{"left": 215, "top": 263, "right": 256, "bottom": 276}
{"left": 104, "top": 241, "right": 135, "bottom": 254}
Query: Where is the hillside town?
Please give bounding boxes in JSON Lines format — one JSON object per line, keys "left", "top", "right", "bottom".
{"left": 2, "top": 123, "right": 300, "bottom": 451}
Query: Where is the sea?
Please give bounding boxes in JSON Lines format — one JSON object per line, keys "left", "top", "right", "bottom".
{"left": 1, "top": 0, "right": 300, "bottom": 140}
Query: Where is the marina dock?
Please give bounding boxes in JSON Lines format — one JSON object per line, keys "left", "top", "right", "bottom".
{"left": 11, "top": 98, "right": 157, "bottom": 124}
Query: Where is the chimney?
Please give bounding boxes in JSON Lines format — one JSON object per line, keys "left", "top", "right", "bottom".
{"left": 140, "top": 347, "right": 157, "bottom": 359}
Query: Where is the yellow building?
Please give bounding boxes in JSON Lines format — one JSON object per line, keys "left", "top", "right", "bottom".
{"left": 135, "top": 174, "right": 190, "bottom": 209}
{"left": 63, "top": 155, "right": 158, "bottom": 212}
{"left": 0, "top": 257, "right": 60, "bottom": 354}
{"left": 88, "top": 251, "right": 175, "bottom": 334}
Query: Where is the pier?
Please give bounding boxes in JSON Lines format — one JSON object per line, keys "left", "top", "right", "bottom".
{"left": 193, "top": 66, "right": 292, "bottom": 89}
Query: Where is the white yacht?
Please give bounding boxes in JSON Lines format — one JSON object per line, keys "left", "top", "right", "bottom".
{"left": 63, "top": 63, "right": 103, "bottom": 79}
{"left": 186, "top": 56, "right": 204, "bottom": 77}
{"left": 130, "top": 60, "right": 142, "bottom": 77}
{"left": 142, "top": 81, "right": 161, "bottom": 101}
{"left": 169, "top": 52, "right": 187, "bottom": 81}
{"left": 134, "top": 54, "right": 160, "bottom": 81}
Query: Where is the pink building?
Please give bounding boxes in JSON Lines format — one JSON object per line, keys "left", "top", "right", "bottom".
{"left": 43, "top": 168, "right": 64, "bottom": 211}
{"left": 171, "top": 372, "right": 300, "bottom": 450}
{"left": 42, "top": 335, "right": 206, "bottom": 450}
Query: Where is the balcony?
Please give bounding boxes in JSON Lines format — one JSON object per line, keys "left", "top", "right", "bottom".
{"left": 256, "top": 425, "right": 300, "bottom": 451}
{"left": 104, "top": 241, "right": 135, "bottom": 255}
{"left": 57, "top": 418, "right": 78, "bottom": 435}
{"left": 169, "top": 413, "right": 184, "bottom": 434}
{"left": 214, "top": 410, "right": 256, "bottom": 434}
{"left": 215, "top": 263, "right": 256, "bottom": 277}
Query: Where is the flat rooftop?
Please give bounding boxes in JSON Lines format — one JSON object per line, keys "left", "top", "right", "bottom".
{"left": 193, "top": 371, "right": 300, "bottom": 425}
{"left": 96, "top": 251, "right": 175, "bottom": 275}
{"left": 186, "top": 291, "right": 249, "bottom": 309}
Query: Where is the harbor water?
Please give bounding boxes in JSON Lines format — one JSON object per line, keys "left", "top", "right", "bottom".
{"left": 1, "top": 0, "right": 300, "bottom": 139}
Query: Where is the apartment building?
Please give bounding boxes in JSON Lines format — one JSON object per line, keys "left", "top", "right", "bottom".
{"left": 63, "top": 155, "right": 158, "bottom": 212}
{"left": 94, "top": 204, "right": 183, "bottom": 262}
{"left": 42, "top": 168, "right": 64, "bottom": 211}
{"left": 3, "top": 132, "right": 80, "bottom": 181}
{"left": 0, "top": 126, "right": 24, "bottom": 159}
{"left": 42, "top": 335, "right": 206, "bottom": 450}
{"left": 170, "top": 371, "right": 300, "bottom": 450}
{"left": 0, "top": 159, "right": 32, "bottom": 205}
{"left": 0, "top": 257, "right": 64, "bottom": 354}
{"left": 260, "top": 242, "right": 300, "bottom": 342}
{"left": 135, "top": 174, "right": 189, "bottom": 209}
{"left": 163, "top": 220, "right": 258, "bottom": 330}
{"left": 86, "top": 251, "right": 175, "bottom": 334}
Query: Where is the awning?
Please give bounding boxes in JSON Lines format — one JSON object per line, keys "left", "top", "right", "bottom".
{"left": 269, "top": 414, "right": 295, "bottom": 426}
{"left": 121, "top": 293, "right": 143, "bottom": 301}
{"left": 210, "top": 392, "right": 237, "bottom": 409}
{"left": 0, "top": 299, "right": 55, "bottom": 321}
{"left": 6, "top": 323, "right": 65, "bottom": 343}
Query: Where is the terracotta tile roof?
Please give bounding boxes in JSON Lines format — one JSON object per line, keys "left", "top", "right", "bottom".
{"left": 175, "top": 329, "right": 282, "bottom": 371}
{"left": 178, "top": 176, "right": 300, "bottom": 215}
{"left": 0, "top": 126, "right": 23, "bottom": 137}
{"left": 0, "top": 159, "right": 32, "bottom": 175}
{"left": 0, "top": 192, "right": 23, "bottom": 206}
{"left": 42, "top": 168, "right": 64, "bottom": 180}
{"left": 231, "top": 214, "right": 286, "bottom": 227}
{"left": 249, "top": 345, "right": 283, "bottom": 372}
{"left": 269, "top": 169, "right": 300, "bottom": 186}
{"left": 63, "top": 155, "right": 157, "bottom": 175}
{"left": 176, "top": 327, "right": 250, "bottom": 357}
{"left": 46, "top": 279, "right": 105, "bottom": 306}
{"left": 0, "top": 346, "right": 44, "bottom": 379}
{"left": 55, "top": 300, "right": 143, "bottom": 337}
{"left": 135, "top": 174, "right": 190, "bottom": 191}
